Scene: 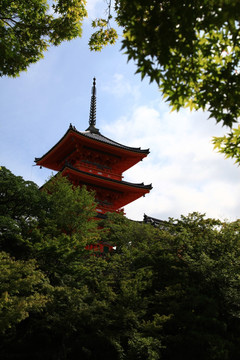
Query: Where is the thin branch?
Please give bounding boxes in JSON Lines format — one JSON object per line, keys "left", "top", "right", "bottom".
{"left": 0, "top": 18, "right": 16, "bottom": 29}
{"left": 0, "top": 16, "right": 18, "bottom": 24}
{"left": 108, "top": 0, "right": 112, "bottom": 19}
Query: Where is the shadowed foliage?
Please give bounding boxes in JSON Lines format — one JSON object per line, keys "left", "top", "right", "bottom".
{"left": 1, "top": 168, "right": 240, "bottom": 359}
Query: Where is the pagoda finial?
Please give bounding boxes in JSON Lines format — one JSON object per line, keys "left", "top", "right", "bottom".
{"left": 89, "top": 77, "right": 96, "bottom": 127}
{"left": 86, "top": 77, "right": 100, "bottom": 134}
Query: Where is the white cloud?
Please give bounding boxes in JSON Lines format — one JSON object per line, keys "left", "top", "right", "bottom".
{"left": 102, "top": 73, "right": 141, "bottom": 100}
{"left": 86, "top": 0, "right": 106, "bottom": 19}
{"left": 102, "top": 104, "right": 240, "bottom": 222}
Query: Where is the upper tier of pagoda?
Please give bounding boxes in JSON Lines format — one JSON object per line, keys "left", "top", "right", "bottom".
{"left": 35, "top": 123, "right": 150, "bottom": 178}
{"left": 35, "top": 78, "right": 152, "bottom": 214}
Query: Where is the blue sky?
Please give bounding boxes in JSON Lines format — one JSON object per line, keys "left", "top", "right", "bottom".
{"left": 1, "top": 0, "right": 240, "bottom": 221}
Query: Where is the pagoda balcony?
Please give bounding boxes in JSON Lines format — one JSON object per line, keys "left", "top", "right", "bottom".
{"left": 73, "top": 161, "right": 122, "bottom": 181}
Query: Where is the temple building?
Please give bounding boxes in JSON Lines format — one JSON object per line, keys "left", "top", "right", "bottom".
{"left": 35, "top": 78, "right": 152, "bottom": 216}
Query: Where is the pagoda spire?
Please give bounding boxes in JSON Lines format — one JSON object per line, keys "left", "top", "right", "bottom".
{"left": 86, "top": 77, "right": 100, "bottom": 134}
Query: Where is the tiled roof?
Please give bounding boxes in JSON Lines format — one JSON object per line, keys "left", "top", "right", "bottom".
{"left": 70, "top": 124, "right": 150, "bottom": 154}
{"left": 35, "top": 124, "right": 150, "bottom": 163}
{"left": 143, "top": 214, "right": 174, "bottom": 229}
{"left": 63, "top": 163, "right": 152, "bottom": 190}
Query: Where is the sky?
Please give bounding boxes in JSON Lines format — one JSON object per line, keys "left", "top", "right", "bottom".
{"left": 1, "top": 0, "right": 240, "bottom": 222}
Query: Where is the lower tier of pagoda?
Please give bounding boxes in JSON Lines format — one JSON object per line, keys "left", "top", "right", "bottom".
{"left": 61, "top": 165, "right": 152, "bottom": 214}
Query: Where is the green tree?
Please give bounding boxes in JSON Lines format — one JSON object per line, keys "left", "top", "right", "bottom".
{"left": 0, "top": 168, "right": 101, "bottom": 358}
{"left": 0, "top": 167, "right": 99, "bottom": 277}
{"left": 89, "top": 0, "right": 240, "bottom": 128}
{"left": 91, "top": 0, "right": 240, "bottom": 163}
{"left": 0, "top": 0, "right": 87, "bottom": 77}
{"left": 0, "top": 166, "right": 47, "bottom": 258}
{"left": 30, "top": 175, "right": 100, "bottom": 285}
{"left": 0, "top": 251, "right": 49, "bottom": 334}
{"left": 2, "top": 168, "right": 240, "bottom": 359}
{"left": 112, "top": 0, "right": 240, "bottom": 128}
{"left": 97, "top": 212, "right": 240, "bottom": 360}
{"left": 152, "top": 213, "right": 240, "bottom": 360}
{"left": 213, "top": 125, "right": 240, "bottom": 164}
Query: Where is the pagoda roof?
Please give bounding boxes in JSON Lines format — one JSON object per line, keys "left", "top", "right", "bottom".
{"left": 60, "top": 164, "right": 152, "bottom": 211}
{"left": 35, "top": 124, "right": 149, "bottom": 164}
{"left": 62, "top": 164, "right": 152, "bottom": 191}
{"left": 35, "top": 124, "right": 150, "bottom": 173}
{"left": 36, "top": 78, "right": 150, "bottom": 171}
{"left": 78, "top": 126, "right": 149, "bottom": 154}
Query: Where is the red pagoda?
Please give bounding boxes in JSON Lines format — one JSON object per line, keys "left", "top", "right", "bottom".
{"left": 35, "top": 78, "right": 152, "bottom": 215}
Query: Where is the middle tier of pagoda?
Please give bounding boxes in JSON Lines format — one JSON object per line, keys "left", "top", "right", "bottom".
{"left": 35, "top": 78, "right": 152, "bottom": 214}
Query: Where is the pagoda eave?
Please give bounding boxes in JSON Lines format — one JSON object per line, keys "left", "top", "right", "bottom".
{"left": 61, "top": 165, "right": 152, "bottom": 193}
{"left": 35, "top": 126, "right": 149, "bottom": 172}
{"left": 61, "top": 165, "right": 151, "bottom": 212}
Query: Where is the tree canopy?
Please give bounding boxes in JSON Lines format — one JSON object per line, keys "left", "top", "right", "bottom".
{"left": 113, "top": 0, "right": 240, "bottom": 128}
{"left": 0, "top": 0, "right": 87, "bottom": 77}
{"left": 91, "top": 0, "right": 240, "bottom": 163}
{"left": 1, "top": 167, "right": 240, "bottom": 359}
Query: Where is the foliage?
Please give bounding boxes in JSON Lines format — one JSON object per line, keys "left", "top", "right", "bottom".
{"left": 0, "top": 251, "right": 49, "bottom": 334}
{"left": 89, "top": 16, "right": 118, "bottom": 51}
{"left": 0, "top": 0, "right": 87, "bottom": 76}
{"left": 42, "top": 175, "right": 97, "bottom": 237}
{"left": 0, "top": 167, "right": 100, "bottom": 358}
{"left": 213, "top": 126, "right": 240, "bottom": 164}
{"left": 1, "top": 168, "right": 240, "bottom": 359}
{"left": 92, "top": 0, "right": 240, "bottom": 164}
{"left": 89, "top": 211, "right": 240, "bottom": 360}
{"left": 113, "top": 0, "right": 240, "bottom": 129}
{"left": 0, "top": 166, "right": 47, "bottom": 258}
{"left": 0, "top": 166, "right": 44, "bottom": 220}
